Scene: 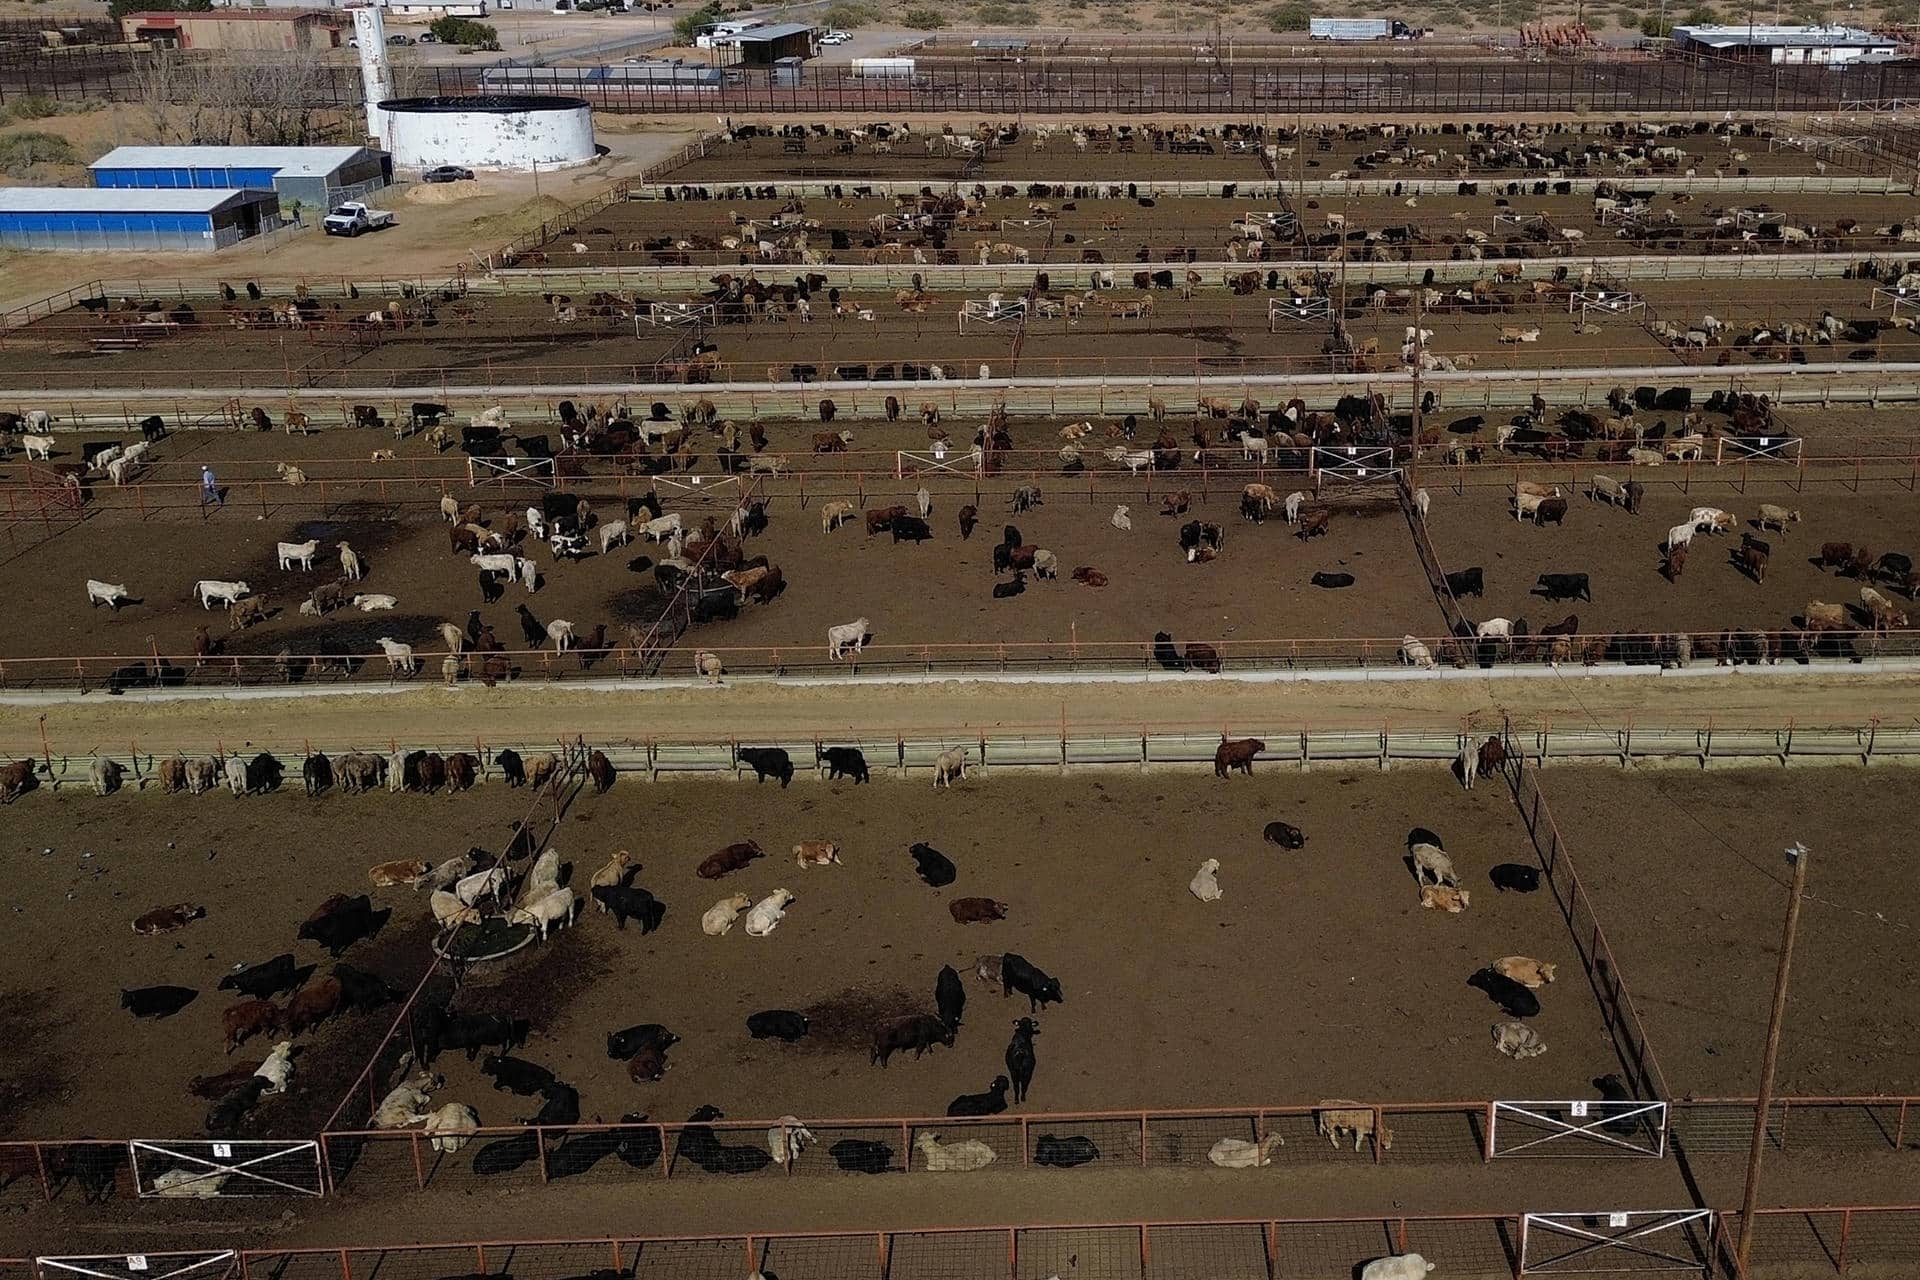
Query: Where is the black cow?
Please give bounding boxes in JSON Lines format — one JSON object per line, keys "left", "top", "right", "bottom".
{"left": 495, "top": 748, "right": 525, "bottom": 787}
{"left": 817, "top": 746, "right": 869, "bottom": 783}
{"left": 830, "top": 1139, "right": 894, "bottom": 1173}
{"left": 746, "top": 1010, "right": 809, "bottom": 1041}
{"left": 910, "top": 841, "right": 956, "bottom": 887}
{"left": 481, "top": 1054, "right": 557, "bottom": 1095}
{"left": 302, "top": 752, "right": 333, "bottom": 796}
{"left": 1262, "top": 821, "right": 1306, "bottom": 849}
{"left": 736, "top": 746, "right": 793, "bottom": 787}
{"left": 946, "top": 1075, "right": 1010, "bottom": 1117}
{"left": 217, "top": 953, "right": 305, "bottom": 1000}
{"left": 120, "top": 986, "right": 197, "bottom": 1018}
{"left": 1000, "top": 953, "right": 1063, "bottom": 1012}
{"left": 1489, "top": 863, "right": 1541, "bottom": 893}
{"left": 297, "top": 894, "right": 385, "bottom": 957}
{"left": 1035, "top": 1134, "right": 1097, "bottom": 1167}
{"left": 935, "top": 964, "right": 965, "bottom": 1032}
{"left": 1152, "top": 630, "right": 1185, "bottom": 671}
{"left": 678, "top": 1104, "right": 774, "bottom": 1173}
{"left": 870, "top": 1014, "right": 954, "bottom": 1066}
{"left": 422, "top": 1009, "right": 528, "bottom": 1064}
{"left": 606, "top": 1023, "right": 679, "bottom": 1060}
{"left": 1593, "top": 1073, "right": 1645, "bottom": 1136}
{"left": 892, "top": 515, "right": 933, "bottom": 543}
{"left": 592, "top": 885, "right": 665, "bottom": 933}
{"left": 1468, "top": 968, "right": 1541, "bottom": 1018}
{"left": 1535, "top": 573, "right": 1591, "bottom": 603}
{"left": 1006, "top": 1016, "right": 1039, "bottom": 1103}
{"left": 333, "top": 963, "right": 400, "bottom": 1011}
{"left": 139, "top": 414, "right": 166, "bottom": 442}
{"left": 1533, "top": 498, "right": 1568, "bottom": 527}
{"left": 1445, "top": 566, "right": 1485, "bottom": 598}
{"left": 524, "top": 1081, "right": 580, "bottom": 1127}
{"left": 1311, "top": 572, "right": 1355, "bottom": 589}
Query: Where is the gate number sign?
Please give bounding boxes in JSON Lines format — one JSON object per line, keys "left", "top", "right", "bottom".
{"left": 212, "top": 1143, "right": 232, "bottom": 1158}
{"left": 1570, "top": 1101, "right": 1588, "bottom": 1117}
{"left": 127, "top": 1258, "right": 148, "bottom": 1272}
{"left": 1609, "top": 1213, "right": 1630, "bottom": 1228}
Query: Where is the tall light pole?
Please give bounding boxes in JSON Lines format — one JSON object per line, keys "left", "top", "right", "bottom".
{"left": 1735, "top": 842, "right": 1811, "bottom": 1280}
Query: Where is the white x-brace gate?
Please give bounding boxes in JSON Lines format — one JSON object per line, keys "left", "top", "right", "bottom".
{"left": 898, "top": 448, "right": 981, "bottom": 478}
{"left": 36, "top": 1253, "right": 237, "bottom": 1280}
{"left": 1490, "top": 1100, "right": 1670, "bottom": 1158}
{"left": 467, "top": 455, "right": 556, "bottom": 488}
{"left": 1520, "top": 1210, "right": 1714, "bottom": 1274}
{"left": 1269, "top": 296, "right": 1333, "bottom": 327}
{"left": 1719, "top": 434, "right": 1803, "bottom": 463}
{"left": 1312, "top": 445, "right": 1398, "bottom": 483}
{"left": 131, "top": 1139, "right": 324, "bottom": 1197}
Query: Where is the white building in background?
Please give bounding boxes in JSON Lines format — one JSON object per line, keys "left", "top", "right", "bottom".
{"left": 1669, "top": 24, "right": 1902, "bottom": 66}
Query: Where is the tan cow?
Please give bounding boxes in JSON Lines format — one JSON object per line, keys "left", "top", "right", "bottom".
{"left": 1315, "top": 1100, "right": 1394, "bottom": 1153}
{"left": 794, "top": 840, "right": 843, "bottom": 867}
{"left": 368, "top": 859, "right": 433, "bottom": 889}
{"left": 1492, "top": 956, "right": 1558, "bottom": 988}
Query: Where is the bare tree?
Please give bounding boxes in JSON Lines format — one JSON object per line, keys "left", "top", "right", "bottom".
{"left": 128, "top": 47, "right": 335, "bottom": 147}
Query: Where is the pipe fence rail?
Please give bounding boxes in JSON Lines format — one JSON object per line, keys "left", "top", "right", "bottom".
{"left": 16, "top": 1207, "right": 1920, "bottom": 1278}
{"left": 2, "top": 627, "right": 1920, "bottom": 696}
{"left": 20, "top": 47, "right": 1920, "bottom": 114}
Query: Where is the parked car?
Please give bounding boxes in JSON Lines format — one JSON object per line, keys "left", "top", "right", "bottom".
{"left": 388, "top": 33, "right": 414, "bottom": 45}
{"left": 421, "top": 165, "right": 475, "bottom": 184}
{"left": 418, "top": 32, "right": 440, "bottom": 42}
{"left": 819, "top": 29, "right": 851, "bottom": 44}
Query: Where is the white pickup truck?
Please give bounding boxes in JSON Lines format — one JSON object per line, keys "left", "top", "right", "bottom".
{"left": 322, "top": 202, "right": 395, "bottom": 237}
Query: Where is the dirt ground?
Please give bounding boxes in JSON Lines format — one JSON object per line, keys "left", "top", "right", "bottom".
{"left": 6, "top": 402, "right": 1920, "bottom": 672}
{"left": 1542, "top": 768, "right": 1920, "bottom": 1099}
{"left": 0, "top": 768, "right": 1615, "bottom": 1149}
{"left": 2, "top": 268, "right": 1910, "bottom": 391}
{"left": 1422, "top": 480, "right": 1920, "bottom": 640}
{"left": 0, "top": 790, "right": 529, "bottom": 1145}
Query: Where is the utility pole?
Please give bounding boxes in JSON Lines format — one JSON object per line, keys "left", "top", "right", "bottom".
{"left": 1735, "top": 842, "right": 1811, "bottom": 1280}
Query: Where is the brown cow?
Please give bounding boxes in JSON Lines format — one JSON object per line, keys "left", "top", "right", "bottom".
{"left": 865, "top": 505, "right": 907, "bottom": 535}
{"left": 588, "top": 749, "right": 615, "bottom": 794}
{"left": 1661, "top": 542, "right": 1688, "bottom": 582}
{"left": 1186, "top": 642, "right": 1222, "bottom": 673}
{"left": 1475, "top": 736, "right": 1507, "bottom": 778}
{"left": 1736, "top": 544, "right": 1768, "bottom": 583}
{"left": 949, "top": 897, "right": 1009, "bottom": 923}
{"left": 132, "top": 903, "right": 205, "bottom": 934}
{"left": 697, "top": 840, "right": 764, "bottom": 879}
{"left": 1298, "top": 510, "right": 1330, "bottom": 541}
{"left": 627, "top": 1043, "right": 669, "bottom": 1082}
{"left": 957, "top": 504, "right": 978, "bottom": 540}
{"left": 1819, "top": 541, "right": 1854, "bottom": 570}
{"left": 158, "top": 756, "right": 188, "bottom": 793}
{"left": 415, "top": 753, "right": 447, "bottom": 793}
{"left": 222, "top": 999, "right": 281, "bottom": 1053}
{"left": 1071, "top": 567, "right": 1109, "bottom": 587}
{"left": 283, "top": 977, "right": 343, "bottom": 1036}
{"left": 1214, "top": 737, "right": 1265, "bottom": 778}
{"left": 746, "top": 566, "right": 784, "bottom": 605}
{"left": 445, "top": 753, "right": 478, "bottom": 793}
{"left": 526, "top": 753, "right": 561, "bottom": 789}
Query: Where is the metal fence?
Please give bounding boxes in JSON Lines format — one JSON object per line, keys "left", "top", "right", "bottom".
{"left": 16, "top": 1207, "right": 1920, "bottom": 1279}
{"left": 17, "top": 48, "right": 1920, "bottom": 114}
{"left": 1502, "top": 737, "right": 1674, "bottom": 1105}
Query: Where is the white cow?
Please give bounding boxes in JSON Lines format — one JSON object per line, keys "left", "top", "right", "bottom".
{"left": 1413, "top": 487, "right": 1430, "bottom": 520}
{"left": 196, "top": 579, "right": 249, "bottom": 609}
{"left": 424, "top": 1103, "right": 480, "bottom": 1153}
{"left": 376, "top": 637, "right": 417, "bottom": 674}
{"left": 509, "top": 886, "right": 577, "bottom": 940}
{"left": 524, "top": 505, "right": 547, "bottom": 541}
{"left": 517, "top": 558, "right": 538, "bottom": 592}
{"left": 276, "top": 539, "right": 318, "bottom": 571}
{"left": 598, "top": 520, "right": 629, "bottom": 554}
{"left": 21, "top": 434, "right": 53, "bottom": 460}
{"left": 253, "top": 1041, "right": 295, "bottom": 1094}
{"left": 85, "top": 579, "right": 130, "bottom": 609}
{"left": 1475, "top": 618, "right": 1514, "bottom": 642}
{"left": 225, "top": 755, "right": 250, "bottom": 795}
{"left": 1284, "top": 491, "right": 1307, "bottom": 523}
{"left": 1360, "top": 1254, "right": 1436, "bottom": 1280}
{"left": 828, "top": 617, "right": 870, "bottom": 659}
{"left": 1666, "top": 522, "right": 1696, "bottom": 552}
{"left": 767, "top": 1116, "right": 816, "bottom": 1167}
{"left": 1398, "top": 636, "right": 1436, "bottom": 669}
{"left": 471, "top": 552, "right": 517, "bottom": 575}
{"left": 743, "top": 889, "right": 794, "bottom": 937}
{"left": 547, "top": 620, "right": 575, "bottom": 652}
{"left": 338, "top": 543, "right": 364, "bottom": 581}
{"left": 1410, "top": 842, "right": 1459, "bottom": 887}
{"left": 453, "top": 866, "right": 507, "bottom": 907}
{"left": 642, "top": 513, "right": 683, "bottom": 542}
{"left": 1189, "top": 858, "right": 1223, "bottom": 902}
{"left": 352, "top": 594, "right": 398, "bottom": 612}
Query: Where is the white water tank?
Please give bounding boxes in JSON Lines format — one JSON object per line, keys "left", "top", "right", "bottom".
{"left": 378, "top": 95, "right": 596, "bottom": 172}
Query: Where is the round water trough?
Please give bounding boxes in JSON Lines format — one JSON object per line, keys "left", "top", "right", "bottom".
{"left": 379, "top": 94, "right": 596, "bottom": 172}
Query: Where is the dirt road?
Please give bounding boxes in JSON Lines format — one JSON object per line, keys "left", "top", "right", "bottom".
{"left": 9, "top": 669, "right": 1916, "bottom": 758}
